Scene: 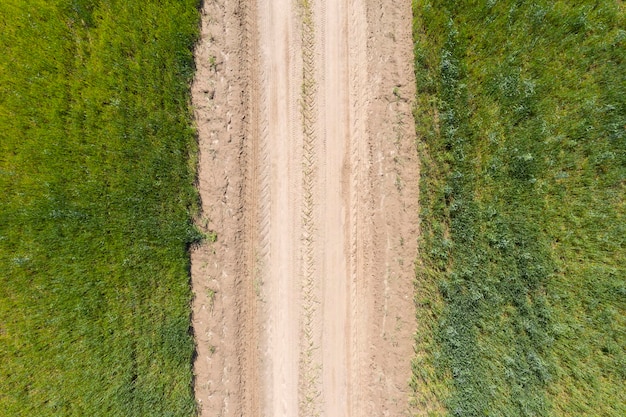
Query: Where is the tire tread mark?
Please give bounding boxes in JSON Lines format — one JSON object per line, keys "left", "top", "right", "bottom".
{"left": 348, "top": 0, "right": 369, "bottom": 415}
{"left": 299, "top": 1, "right": 323, "bottom": 416}
{"left": 239, "top": 0, "right": 264, "bottom": 414}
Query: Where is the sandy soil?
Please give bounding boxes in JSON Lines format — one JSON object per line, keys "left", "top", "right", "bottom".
{"left": 191, "top": 0, "right": 419, "bottom": 416}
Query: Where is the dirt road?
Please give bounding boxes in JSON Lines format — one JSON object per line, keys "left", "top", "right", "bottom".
{"left": 191, "top": 0, "right": 419, "bottom": 415}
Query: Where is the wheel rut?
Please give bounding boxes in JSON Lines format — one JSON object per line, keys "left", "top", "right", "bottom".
{"left": 298, "top": 1, "right": 323, "bottom": 416}
{"left": 240, "top": 0, "right": 263, "bottom": 415}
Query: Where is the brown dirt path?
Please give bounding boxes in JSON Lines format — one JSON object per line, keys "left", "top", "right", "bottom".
{"left": 191, "top": 0, "right": 419, "bottom": 416}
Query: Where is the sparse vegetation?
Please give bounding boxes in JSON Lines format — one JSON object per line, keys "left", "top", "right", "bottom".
{"left": 0, "top": 1, "right": 201, "bottom": 415}
{"left": 412, "top": 0, "right": 625, "bottom": 415}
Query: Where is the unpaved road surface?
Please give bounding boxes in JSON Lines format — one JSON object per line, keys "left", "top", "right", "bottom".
{"left": 191, "top": 0, "right": 419, "bottom": 416}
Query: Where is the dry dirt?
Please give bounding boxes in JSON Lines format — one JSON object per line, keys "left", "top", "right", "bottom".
{"left": 190, "top": 0, "right": 419, "bottom": 416}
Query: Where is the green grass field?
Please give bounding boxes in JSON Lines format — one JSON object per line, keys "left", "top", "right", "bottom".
{"left": 411, "top": 0, "right": 625, "bottom": 416}
{"left": 0, "top": 1, "right": 201, "bottom": 415}
{"left": 2, "top": 0, "right": 624, "bottom": 416}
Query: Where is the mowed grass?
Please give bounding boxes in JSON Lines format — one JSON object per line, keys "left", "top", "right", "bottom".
{"left": 0, "top": 1, "right": 201, "bottom": 415}
{"left": 411, "top": 1, "right": 624, "bottom": 416}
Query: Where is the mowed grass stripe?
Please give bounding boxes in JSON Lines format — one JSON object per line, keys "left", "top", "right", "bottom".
{"left": 1, "top": 1, "right": 201, "bottom": 415}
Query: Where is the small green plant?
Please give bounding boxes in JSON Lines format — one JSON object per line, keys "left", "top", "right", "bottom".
{"left": 395, "top": 174, "right": 403, "bottom": 191}
{"left": 203, "top": 230, "right": 218, "bottom": 243}
{"left": 206, "top": 287, "right": 217, "bottom": 310}
{"left": 209, "top": 55, "right": 218, "bottom": 71}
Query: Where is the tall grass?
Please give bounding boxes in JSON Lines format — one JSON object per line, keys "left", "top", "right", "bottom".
{"left": 412, "top": 1, "right": 625, "bottom": 415}
{"left": 0, "top": 1, "right": 201, "bottom": 415}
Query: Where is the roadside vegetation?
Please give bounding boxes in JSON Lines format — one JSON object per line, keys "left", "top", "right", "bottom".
{"left": 411, "top": 0, "right": 625, "bottom": 415}
{"left": 0, "top": 1, "right": 201, "bottom": 415}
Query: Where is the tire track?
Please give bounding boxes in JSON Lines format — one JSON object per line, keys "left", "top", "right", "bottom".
{"left": 239, "top": 0, "right": 262, "bottom": 414}
{"left": 251, "top": 0, "right": 271, "bottom": 314}
{"left": 298, "top": 1, "right": 323, "bottom": 416}
{"left": 319, "top": 1, "right": 352, "bottom": 415}
{"left": 257, "top": 1, "right": 300, "bottom": 415}
{"left": 347, "top": 0, "right": 369, "bottom": 414}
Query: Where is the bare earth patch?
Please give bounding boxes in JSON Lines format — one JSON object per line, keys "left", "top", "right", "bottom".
{"left": 191, "top": 0, "right": 419, "bottom": 415}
